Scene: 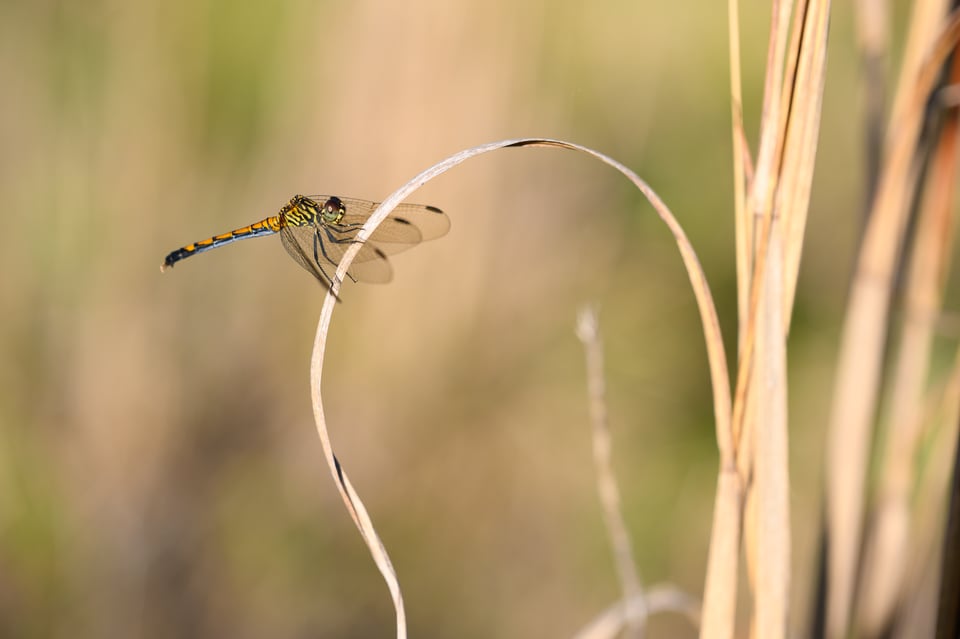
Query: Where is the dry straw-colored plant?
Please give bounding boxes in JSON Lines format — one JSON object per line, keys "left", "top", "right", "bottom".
{"left": 823, "top": 4, "right": 960, "bottom": 638}
{"left": 305, "top": 1, "right": 828, "bottom": 633}
{"left": 300, "top": 1, "right": 960, "bottom": 637}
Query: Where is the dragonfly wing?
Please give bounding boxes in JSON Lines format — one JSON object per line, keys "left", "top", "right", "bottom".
{"left": 338, "top": 215, "right": 421, "bottom": 256}
{"left": 281, "top": 222, "right": 394, "bottom": 284}
{"left": 382, "top": 202, "right": 450, "bottom": 242}
{"left": 345, "top": 247, "right": 394, "bottom": 282}
{"left": 309, "top": 196, "right": 451, "bottom": 255}
{"left": 280, "top": 225, "right": 334, "bottom": 289}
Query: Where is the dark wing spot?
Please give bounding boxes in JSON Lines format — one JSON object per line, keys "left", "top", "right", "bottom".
{"left": 392, "top": 217, "right": 412, "bottom": 226}
{"left": 425, "top": 205, "right": 443, "bottom": 213}
{"left": 374, "top": 247, "right": 388, "bottom": 259}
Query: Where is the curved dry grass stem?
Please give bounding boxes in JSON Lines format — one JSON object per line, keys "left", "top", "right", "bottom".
{"left": 576, "top": 306, "right": 645, "bottom": 638}
{"left": 308, "top": 138, "right": 731, "bottom": 638}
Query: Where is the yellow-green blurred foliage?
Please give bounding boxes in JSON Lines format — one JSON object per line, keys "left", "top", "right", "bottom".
{"left": 0, "top": 0, "right": 865, "bottom": 637}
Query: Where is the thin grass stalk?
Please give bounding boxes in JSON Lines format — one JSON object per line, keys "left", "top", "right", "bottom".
{"left": 306, "top": 138, "right": 732, "bottom": 639}
{"left": 754, "top": 0, "right": 796, "bottom": 199}
{"left": 747, "top": 13, "right": 832, "bottom": 611}
{"left": 895, "top": 551, "right": 941, "bottom": 639}
{"left": 936, "top": 433, "right": 960, "bottom": 638}
{"left": 573, "top": 585, "right": 702, "bottom": 639}
{"left": 727, "top": 0, "right": 830, "bottom": 632}
{"left": 753, "top": 223, "right": 791, "bottom": 638}
{"left": 824, "top": 13, "right": 960, "bottom": 637}
{"left": 729, "top": 0, "right": 800, "bottom": 497}
{"left": 777, "top": 0, "right": 832, "bottom": 326}
{"left": 731, "top": 209, "right": 772, "bottom": 482}
{"left": 737, "top": 0, "right": 823, "bottom": 471}
{"left": 309, "top": 306, "right": 407, "bottom": 638}
{"left": 925, "top": 351, "right": 960, "bottom": 638}
{"left": 700, "top": 468, "right": 745, "bottom": 639}
{"left": 858, "top": 54, "right": 960, "bottom": 635}
{"left": 887, "top": 0, "right": 950, "bottom": 153}
{"left": 576, "top": 307, "right": 645, "bottom": 638}
{"left": 852, "top": 0, "right": 890, "bottom": 211}
{"left": 728, "top": 0, "right": 799, "bottom": 520}
{"left": 749, "top": 0, "right": 796, "bottom": 232}
{"left": 748, "top": 0, "right": 795, "bottom": 274}
{"left": 923, "top": 350, "right": 960, "bottom": 639}
{"left": 894, "top": 348, "right": 960, "bottom": 637}
{"left": 720, "top": 1, "right": 802, "bottom": 633}
{"left": 732, "top": 206, "right": 772, "bottom": 625}
{"left": 771, "top": 0, "right": 807, "bottom": 177}
{"left": 730, "top": 0, "right": 751, "bottom": 351}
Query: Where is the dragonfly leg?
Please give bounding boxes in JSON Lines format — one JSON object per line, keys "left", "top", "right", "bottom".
{"left": 313, "top": 228, "right": 357, "bottom": 284}
{"left": 311, "top": 228, "right": 337, "bottom": 286}
{"left": 324, "top": 225, "right": 363, "bottom": 246}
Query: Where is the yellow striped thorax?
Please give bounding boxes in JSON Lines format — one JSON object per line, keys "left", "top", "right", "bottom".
{"left": 282, "top": 195, "right": 347, "bottom": 228}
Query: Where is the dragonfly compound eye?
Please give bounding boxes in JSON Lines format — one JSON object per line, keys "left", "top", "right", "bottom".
{"left": 322, "top": 197, "right": 346, "bottom": 224}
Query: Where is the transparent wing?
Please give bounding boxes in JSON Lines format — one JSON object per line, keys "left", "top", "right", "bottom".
{"left": 279, "top": 225, "right": 335, "bottom": 289}
{"left": 307, "top": 196, "right": 450, "bottom": 255}
{"left": 280, "top": 221, "right": 393, "bottom": 284}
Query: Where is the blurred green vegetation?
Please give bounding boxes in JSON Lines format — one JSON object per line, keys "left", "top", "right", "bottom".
{"left": 0, "top": 0, "right": 873, "bottom": 637}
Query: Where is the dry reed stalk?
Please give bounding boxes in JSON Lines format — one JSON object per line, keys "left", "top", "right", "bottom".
{"left": 753, "top": 224, "right": 790, "bottom": 637}
{"left": 852, "top": 0, "right": 889, "bottom": 208}
{"left": 730, "top": 0, "right": 750, "bottom": 348}
{"left": 776, "top": 0, "right": 831, "bottom": 325}
{"left": 751, "top": 5, "right": 833, "bottom": 622}
{"left": 308, "top": 138, "right": 732, "bottom": 639}
{"left": 700, "top": 466, "right": 745, "bottom": 639}
{"left": 887, "top": 0, "right": 950, "bottom": 153}
{"left": 723, "top": 2, "right": 757, "bottom": 624}
{"left": 936, "top": 433, "right": 960, "bottom": 637}
{"left": 709, "top": 0, "right": 831, "bottom": 635}
{"left": 857, "top": 52, "right": 960, "bottom": 635}
{"left": 898, "top": 348, "right": 960, "bottom": 637}
{"left": 824, "top": 12, "right": 960, "bottom": 637}
{"left": 930, "top": 351, "right": 960, "bottom": 637}
{"left": 703, "top": 1, "right": 775, "bottom": 634}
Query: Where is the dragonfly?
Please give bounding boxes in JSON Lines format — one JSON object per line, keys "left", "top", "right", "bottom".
{"left": 161, "top": 194, "right": 450, "bottom": 293}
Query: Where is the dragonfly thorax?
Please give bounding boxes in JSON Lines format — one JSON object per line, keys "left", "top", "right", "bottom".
{"left": 283, "top": 195, "right": 347, "bottom": 227}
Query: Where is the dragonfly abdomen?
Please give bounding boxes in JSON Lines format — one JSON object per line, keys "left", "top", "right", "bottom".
{"left": 162, "top": 216, "right": 283, "bottom": 270}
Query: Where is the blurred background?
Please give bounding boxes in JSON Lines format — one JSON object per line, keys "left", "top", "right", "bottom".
{"left": 0, "top": 0, "right": 875, "bottom": 637}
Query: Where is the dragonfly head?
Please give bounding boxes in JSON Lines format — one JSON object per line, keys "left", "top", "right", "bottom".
{"left": 319, "top": 196, "right": 346, "bottom": 225}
